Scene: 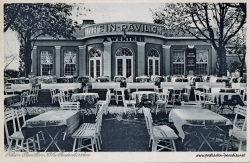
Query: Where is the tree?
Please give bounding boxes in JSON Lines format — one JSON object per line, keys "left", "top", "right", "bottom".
{"left": 4, "top": 3, "right": 78, "bottom": 77}
{"left": 226, "top": 27, "right": 246, "bottom": 77}
{"left": 152, "top": 3, "right": 246, "bottom": 77}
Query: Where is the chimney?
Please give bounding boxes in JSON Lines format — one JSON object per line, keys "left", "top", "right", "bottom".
{"left": 82, "top": 20, "right": 95, "bottom": 25}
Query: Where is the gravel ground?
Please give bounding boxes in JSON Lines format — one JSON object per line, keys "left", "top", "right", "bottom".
{"left": 4, "top": 104, "right": 243, "bottom": 152}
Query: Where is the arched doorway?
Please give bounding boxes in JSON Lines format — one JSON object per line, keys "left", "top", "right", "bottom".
{"left": 115, "top": 47, "right": 134, "bottom": 78}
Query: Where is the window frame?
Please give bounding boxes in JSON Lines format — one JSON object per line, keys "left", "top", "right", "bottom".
{"left": 147, "top": 48, "right": 160, "bottom": 76}
{"left": 88, "top": 48, "right": 102, "bottom": 78}
{"left": 40, "top": 50, "right": 54, "bottom": 76}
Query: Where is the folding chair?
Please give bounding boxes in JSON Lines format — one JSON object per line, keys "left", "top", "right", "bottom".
{"left": 226, "top": 105, "right": 246, "bottom": 151}
{"left": 71, "top": 108, "right": 103, "bottom": 152}
{"left": 5, "top": 108, "right": 38, "bottom": 152}
{"left": 122, "top": 94, "right": 137, "bottom": 115}
{"left": 95, "top": 90, "right": 111, "bottom": 114}
{"left": 155, "top": 91, "right": 169, "bottom": 114}
{"left": 142, "top": 107, "right": 178, "bottom": 152}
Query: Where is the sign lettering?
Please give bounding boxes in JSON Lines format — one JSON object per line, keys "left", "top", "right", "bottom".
{"left": 186, "top": 48, "right": 196, "bottom": 71}
{"left": 84, "top": 23, "right": 166, "bottom": 37}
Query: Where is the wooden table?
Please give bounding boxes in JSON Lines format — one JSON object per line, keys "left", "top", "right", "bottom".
{"left": 169, "top": 108, "right": 232, "bottom": 151}
{"left": 132, "top": 91, "right": 157, "bottom": 104}
{"left": 23, "top": 110, "right": 81, "bottom": 152}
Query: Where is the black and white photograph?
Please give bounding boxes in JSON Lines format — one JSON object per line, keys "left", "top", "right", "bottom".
{"left": 2, "top": 1, "right": 248, "bottom": 162}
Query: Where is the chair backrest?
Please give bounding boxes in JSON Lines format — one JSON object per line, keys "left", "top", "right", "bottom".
{"left": 142, "top": 107, "right": 151, "bottom": 135}
{"left": 143, "top": 107, "right": 154, "bottom": 137}
{"left": 58, "top": 91, "right": 66, "bottom": 104}
{"left": 158, "top": 92, "right": 169, "bottom": 102}
{"left": 15, "top": 107, "right": 27, "bottom": 131}
{"left": 184, "top": 85, "right": 191, "bottom": 94}
{"left": 4, "top": 109, "right": 16, "bottom": 145}
{"left": 163, "top": 87, "right": 173, "bottom": 94}
{"left": 60, "top": 101, "right": 80, "bottom": 110}
{"left": 240, "top": 87, "right": 247, "bottom": 101}
{"left": 203, "top": 85, "right": 210, "bottom": 93}
{"left": 154, "top": 86, "right": 159, "bottom": 93}
{"left": 95, "top": 107, "right": 104, "bottom": 134}
{"left": 233, "top": 105, "right": 247, "bottom": 131}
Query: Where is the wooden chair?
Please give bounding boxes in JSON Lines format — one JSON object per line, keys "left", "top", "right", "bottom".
{"left": 142, "top": 107, "right": 178, "bottom": 152}
{"left": 181, "top": 85, "right": 191, "bottom": 102}
{"left": 171, "top": 87, "right": 182, "bottom": 107}
{"left": 199, "top": 86, "right": 216, "bottom": 110}
{"left": 155, "top": 91, "right": 169, "bottom": 114}
{"left": 71, "top": 108, "right": 103, "bottom": 152}
{"left": 115, "top": 88, "right": 125, "bottom": 104}
{"left": 50, "top": 89, "right": 59, "bottom": 104}
{"left": 28, "top": 86, "right": 39, "bottom": 104}
{"left": 239, "top": 87, "right": 247, "bottom": 103}
{"left": 95, "top": 90, "right": 111, "bottom": 114}
{"left": 226, "top": 105, "right": 246, "bottom": 151}
{"left": 122, "top": 94, "right": 137, "bottom": 115}
{"left": 5, "top": 108, "right": 37, "bottom": 152}
{"left": 15, "top": 107, "right": 46, "bottom": 150}
{"left": 60, "top": 101, "right": 80, "bottom": 110}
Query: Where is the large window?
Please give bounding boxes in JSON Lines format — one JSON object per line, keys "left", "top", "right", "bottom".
{"left": 116, "top": 47, "right": 133, "bottom": 78}
{"left": 41, "top": 51, "right": 54, "bottom": 76}
{"left": 64, "top": 50, "right": 77, "bottom": 76}
{"left": 172, "top": 50, "right": 185, "bottom": 75}
{"left": 89, "top": 48, "right": 102, "bottom": 78}
{"left": 148, "top": 48, "right": 160, "bottom": 76}
{"left": 196, "top": 50, "right": 208, "bottom": 75}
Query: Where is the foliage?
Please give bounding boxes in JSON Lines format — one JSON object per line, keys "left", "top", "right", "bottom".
{"left": 226, "top": 27, "right": 246, "bottom": 77}
{"left": 227, "top": 61, "right": 241, "bottom": 73}
{"left": 152, "top": 3, "right": 246, "bottom": 77}
{"left": 4, "top": 69, "right": 19, "bottom": 78}
{"left": 4, "top": 3, "right": 77, "bottom": 77}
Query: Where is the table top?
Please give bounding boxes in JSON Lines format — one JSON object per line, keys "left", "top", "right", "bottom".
{"left": 136, "top": 76, "right": 150, "bottom": 79}
{"left": 23, "top": 110, "right": 81, "bottom": 139}
{"left": 25, "top": 110, "right": 81, "bottom": 127}
{"left": 132, "top": 91, "right": 156, "bottom": 95}
{"left": 71, "top": 93, "right": 99, "bottom": 102}
{"left": 72, "top": 93, "right": 99, "bottom": 96}
{"left": 169, "top": 108, "right": 232, "bottom": 139}
{"left": 4, "top": 94, "right": 19, "bottom": 99}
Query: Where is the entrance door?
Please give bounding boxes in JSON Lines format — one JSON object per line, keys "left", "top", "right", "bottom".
{"left": 117, "top": 57, "right": 133, "bottom": 78}
{"left": 116, "top": 47, "right": 134, "bottom": 78}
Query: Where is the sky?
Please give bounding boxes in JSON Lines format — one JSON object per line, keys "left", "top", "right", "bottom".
{"left": 4, "top": 3, "right": 163, "bottom": 70}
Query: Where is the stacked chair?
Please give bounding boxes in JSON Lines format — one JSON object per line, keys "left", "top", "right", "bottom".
{"left": 142, "top": 107, "right": 178, "bottom": 152}
{"left": 71, "top": 107, "right": 104, "bottom": 152}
